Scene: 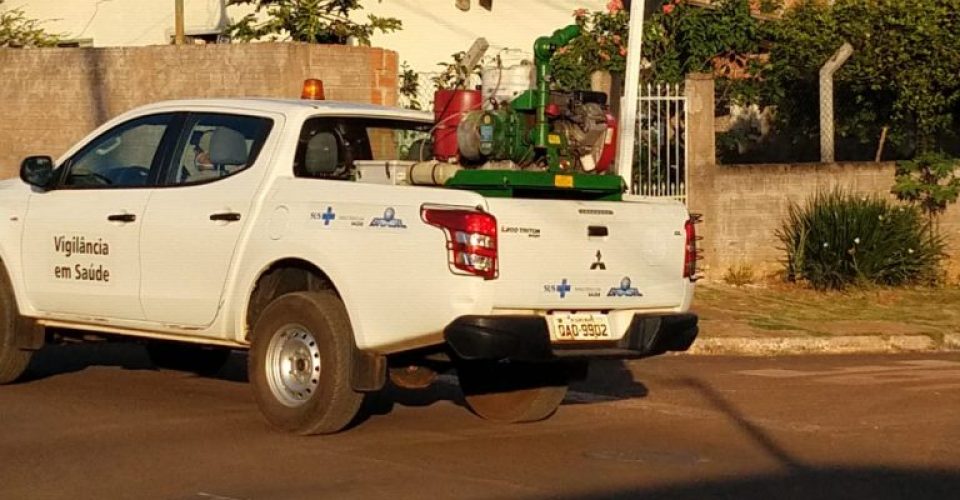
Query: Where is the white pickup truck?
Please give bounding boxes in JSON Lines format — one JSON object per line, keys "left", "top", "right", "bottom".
{"left": 1, "top": 98, "right": 698, "bottom": 434}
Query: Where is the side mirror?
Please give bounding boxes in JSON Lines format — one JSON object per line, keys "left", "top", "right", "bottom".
{"left": 20, "top": 156, "right": 55, "bottom": 189}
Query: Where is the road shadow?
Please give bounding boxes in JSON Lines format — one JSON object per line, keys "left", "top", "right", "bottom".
{"left": 356, "top": 359, "right": 650, "bottom": 425}
{"left": 562, "top": 373, "right": 960, "bottom": 499}
{"left": 569, "top": 359, "right": 650, "bottom": 402}
{"left": 558, "top": 467, "right": 960, "bottom": 499}
{"left": 17, "top": 342, "right": 248, "bottom": 384}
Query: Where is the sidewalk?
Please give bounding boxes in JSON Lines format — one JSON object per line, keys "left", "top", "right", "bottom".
{"left": 688, "top": 283, "right": 960, "bottom": 355}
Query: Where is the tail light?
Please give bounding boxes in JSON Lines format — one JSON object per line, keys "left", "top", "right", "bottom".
{"left": 422, "top": 206, "right": 498, "bottom": 280}
{"left": 683, "top": 217, "right": 697, "bottom": 280}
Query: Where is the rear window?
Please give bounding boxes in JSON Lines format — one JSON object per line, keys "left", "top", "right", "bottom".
{"left": 294, "top": 117, "right": 431, "bottom": 180}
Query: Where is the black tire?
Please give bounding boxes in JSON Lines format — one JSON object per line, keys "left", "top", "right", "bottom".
{"left": 248, "top": 291, "right": 363, "bottom": 435}
{"left": 146, "top": 341, "right": 231, "bottom": 376}
{"left": 457, "top": 361, "right": 569, "bottom": 423}
{"left": 0, "top": 266, "right": 33, "bottom": 384}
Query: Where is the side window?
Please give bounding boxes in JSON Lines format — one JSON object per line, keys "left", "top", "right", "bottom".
{"left": 294, "top": 118, "right": 348, "bottom": 179}
{"left": 63, "top": 113, "right": 174, "bottom": 188}
{"left": 164, "top": 113, "right": 272, "bottom": 186}
{"left": 293, "top": 117, "right": 432, "bottom": 180}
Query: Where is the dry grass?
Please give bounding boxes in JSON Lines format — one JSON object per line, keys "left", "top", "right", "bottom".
{"left": 694, "top": 282, "right": 960, "bottom": 337}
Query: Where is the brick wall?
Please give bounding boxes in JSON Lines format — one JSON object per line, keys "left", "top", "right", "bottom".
{"left": 697, "top": 161, "right": 960, "bottom": 279}
{"left": 0, "top": 43, "right": 398, "bottom": 178}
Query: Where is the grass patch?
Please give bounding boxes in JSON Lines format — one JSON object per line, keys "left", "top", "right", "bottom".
{"left": 695, "top": 283, "right": 960, "bottom": 336}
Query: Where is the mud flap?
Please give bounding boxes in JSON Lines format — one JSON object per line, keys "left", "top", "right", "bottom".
{"left": 352, "top": 350, "right": 387, "bottom": 392}
{"left": 13, "top": 317, "right": 44, "bottom": 351}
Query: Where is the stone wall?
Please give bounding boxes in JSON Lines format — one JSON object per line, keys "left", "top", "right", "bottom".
{"left": 0, "top": 43, "right": 398, "bottom": 178}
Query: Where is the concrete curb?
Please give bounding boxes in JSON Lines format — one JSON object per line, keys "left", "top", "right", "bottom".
{"left": 688, "top": 333, "right": 960, "bottom": 356}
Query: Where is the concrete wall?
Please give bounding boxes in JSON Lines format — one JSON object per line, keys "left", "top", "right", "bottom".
{"left": 683, "top": 74, "right": 960, "bottom": 280}
{"left": 0, "top": 43, "right": 398, "bottom": 177}
{"left": 695, "top": 161, "right": 960, "bottom": 280}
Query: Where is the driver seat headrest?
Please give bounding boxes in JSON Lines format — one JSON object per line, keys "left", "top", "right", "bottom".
{"left": 208, "top": 128, "right": 249, "bottom": 166}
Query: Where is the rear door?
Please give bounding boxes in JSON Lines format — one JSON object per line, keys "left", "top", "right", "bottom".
{"left": 138, "top": 111, "right": 277, "bottom": 327}
{"left": 486, "top": 197, "right": 689, "bottom": 311}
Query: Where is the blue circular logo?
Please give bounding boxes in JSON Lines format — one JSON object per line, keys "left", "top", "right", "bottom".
{"left": 620, "top": 277, "right": 632, "bottom": 290}
{"left": 384, "top": 208, "right": 395, "bottom": 221}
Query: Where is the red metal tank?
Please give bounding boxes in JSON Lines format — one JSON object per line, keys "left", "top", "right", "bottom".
{"left": 595, "top": 112, "right": 618, "bottom": 172}
{"left": 433, "top": 89, "right": 482, "bottom": 162}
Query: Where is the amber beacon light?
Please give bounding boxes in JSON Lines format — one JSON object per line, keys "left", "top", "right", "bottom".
{"left": 301, "top": 79, "right": 325, "bottom": 100}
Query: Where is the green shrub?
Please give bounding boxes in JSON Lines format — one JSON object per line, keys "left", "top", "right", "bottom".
{"left": 777, "top": 190, "right": 945, "bottom": 290}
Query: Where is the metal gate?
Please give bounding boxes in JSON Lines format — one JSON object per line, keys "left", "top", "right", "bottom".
{"left": 633, "top": 83, "right": 688, "bottom": 202}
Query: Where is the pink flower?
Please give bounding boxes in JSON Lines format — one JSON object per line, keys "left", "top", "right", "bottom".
{"left": 606, "top": 0, "right": 623, "bottom": 13}
{"left": 663, "top": 3, "right": 675, "bottom": 14}
{"left": 619, "top": 47, "right": 627, "bottom": 56}
{"left": 573, "top": 8, "right": 588, "bottom": 18}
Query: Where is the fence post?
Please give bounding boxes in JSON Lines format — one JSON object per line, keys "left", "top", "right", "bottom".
{"left": 820, "top": 42, "right": 853, "bottom": 163}
{"left": 685, "top": 73, "right": 715, "bottom": 210}
{"left": 684, "top": 73, "right": 716, "bottom": 275}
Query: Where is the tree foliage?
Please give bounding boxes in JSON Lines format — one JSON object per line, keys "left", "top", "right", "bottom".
{"left": 226, "top": 0, "right": 401, "bottom": 45}
{"left": 892, "top": 153, "right": 960, "bottom": 219}
{"left": 643, "top": 0, "right": 766, "bottom": 86}
{"left": 641, "top": 0, "right": 960, "bottom": 159}
{"left": 762, "top": 0, "right": 960, "bottom": 157}
{"left": 0, "top": 0, "right": 60, "bottom": 48}
{"left": 551, "top": 2, "right": 630, "bottom": 91}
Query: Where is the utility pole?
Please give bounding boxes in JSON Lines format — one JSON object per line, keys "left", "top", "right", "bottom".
{"left": 174, "top": 0, "right": 185, "bottom": 45}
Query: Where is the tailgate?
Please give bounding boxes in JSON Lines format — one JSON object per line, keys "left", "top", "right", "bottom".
{"left": 486, "top": 197, "right": 689, "bottom": 311}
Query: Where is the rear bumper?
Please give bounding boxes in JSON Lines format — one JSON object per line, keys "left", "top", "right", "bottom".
{"left": 444, "top": 313, "right": 698, "bottom": 362}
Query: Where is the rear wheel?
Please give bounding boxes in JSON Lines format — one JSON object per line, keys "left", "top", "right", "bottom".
{"left": 457, "top": 361, "right": 569, "bottom": 423}
{"left": 0, "top": 267, "right": 33, "bottom": 384}
{"left": 146, "top": 341, "right": 231, "bottom": 376}
{"left": 249, "top": 291, "right": 363, "bottom": 435}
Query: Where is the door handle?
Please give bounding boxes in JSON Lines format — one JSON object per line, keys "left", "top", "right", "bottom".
{"left": 209, "top": 212, "right": 241, "bottom": 222}
{"left": 107, "top": 213, "right": 136, "bottom": 223}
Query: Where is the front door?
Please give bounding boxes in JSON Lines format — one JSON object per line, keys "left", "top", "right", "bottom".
{"left": 21, "top": 113, "right": 177, "bottom": 320}
{"left": 138, "top": 112, "right": 276, "bottom": 327}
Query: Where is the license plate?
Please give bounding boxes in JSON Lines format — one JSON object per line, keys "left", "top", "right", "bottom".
{"left": 549, "top": 313, "right": 613, "bottom": 342}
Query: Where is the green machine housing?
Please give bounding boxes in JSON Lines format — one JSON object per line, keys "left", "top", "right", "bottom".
{"left": 444, "top": 25, "right": 624, "bottom": 200}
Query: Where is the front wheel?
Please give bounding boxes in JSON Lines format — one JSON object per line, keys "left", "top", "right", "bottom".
{"left": 457, "top": 361, "right": 569, "bottom": 423}
{"left": 0, "top": 267, "right": 33, "bottom": 384}
{"left": 249, "top": 291, "right": 363, "bottom": 435}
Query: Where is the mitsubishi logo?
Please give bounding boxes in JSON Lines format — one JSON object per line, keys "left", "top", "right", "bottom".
{"left": 590, "top": 250, "right": 606, "bottom": 270}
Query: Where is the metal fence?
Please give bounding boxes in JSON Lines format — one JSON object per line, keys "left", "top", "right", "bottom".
{"left": 634, "top": 83, "right": 688, "bottom": 202}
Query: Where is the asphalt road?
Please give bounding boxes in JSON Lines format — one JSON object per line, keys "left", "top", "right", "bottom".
{"left": 1, "top": 344, "right": 959, "bottom": 500}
